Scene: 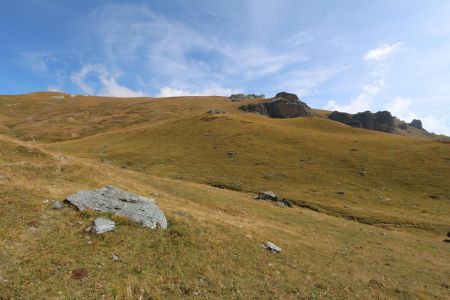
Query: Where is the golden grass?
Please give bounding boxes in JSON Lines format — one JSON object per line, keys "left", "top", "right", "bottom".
{"left": 0, "top": 93, "right": 449, "bottom": 299}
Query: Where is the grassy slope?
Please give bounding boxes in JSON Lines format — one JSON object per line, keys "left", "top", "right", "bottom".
{"left": 0, "top": 93, "right": 449, "bottom": 299}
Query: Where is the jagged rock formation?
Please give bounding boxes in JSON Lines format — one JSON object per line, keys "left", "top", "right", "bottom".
{"left": 409, "top": 119, "right": 423, "bottom": 130}
{"left": 239, "top": 92, "right": 313, "bottom": 119}
{"left": 66, "top": 185, "right": 167, "bottom": 229}
{"left": 329, "top": 110, "right": 396, "bottom": 133}
{"left": 329, "top": 110, "right": 428, "bottom": 134}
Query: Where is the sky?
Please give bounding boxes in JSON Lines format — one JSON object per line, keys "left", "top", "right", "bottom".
{"left": 1, "top": 0, "right": 450, "bottom": 134}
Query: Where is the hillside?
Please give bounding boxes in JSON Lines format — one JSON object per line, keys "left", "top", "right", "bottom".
{"left": 0, "top": 92, "right": 449, "bottom": 299}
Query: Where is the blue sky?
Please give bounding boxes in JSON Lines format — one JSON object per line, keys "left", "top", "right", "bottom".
{"left": 1, "top": 0, "right": 450, "bottom": 134}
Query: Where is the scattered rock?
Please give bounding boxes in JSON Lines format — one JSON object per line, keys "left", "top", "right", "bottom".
{"left": 71, "top": 268, "right": 88, "bottom": 280}
{"left": 239, "top": 92, "right": 313, "bottom": 118}
{"left": 277, "top": 199, "right": 293, "bottom": 207}
{"left": 90, "top": 218, "right": 116, "bottom": 234}
{"left": 336, "top": 191, "right": 345, "bottom": 196}
{"left": 0, "top": 174, "right": 7, "bottom": 183}
{"left": 65, "top": 186, "right": 167, "bottom": 229}
{"left": 255, "top": 191, "right": 278, "bottom": 201}
{"left": 228, "top": 151, "right": 236, "bottom": 160}
{"left": 51, "top": 201, "right": 64, "bottom": 210}
{"left": 207, "top": 108, "right": 228, "bottom": 114}
{"left": 276, "top": 201, "right": 287, "bottom": 207}
{"left": 112, "top": 254, "right": 119, "bottom": 261}
{"left": 430, "top": 194, "right": 444, "bottom": 200}
{"left": 229, "top": 94, "right": 265, "bottom": 102}
{"left": 255, "top": 191, "right": 293, "bottom": 208}
{"left": 264, "top": 241, "right": 282, "bottom": 253}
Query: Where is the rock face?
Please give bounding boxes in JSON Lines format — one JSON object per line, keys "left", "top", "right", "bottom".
{"left": 239, "top": 92, "right": 313, "bottom": 118}
{"left": 329, "top": 110, "right": 396, "bottom": 133}
{"left": 66, "top": 186, "right": 167, "bottom": 229}
{"left": 329, "top": 111, "right": 362, "bottom": 128}
{"left": 409, "top": 119, "right": 423, "bottom": 129}
{"left": 90, "top": 218, "right": 115, "bottom": 234}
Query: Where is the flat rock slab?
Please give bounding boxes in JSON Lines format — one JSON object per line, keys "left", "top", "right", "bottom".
{"left": 66, "top": 186, "right": 167, "bottom": 229}
{"left": 265, "top": 241, "right": 282, "bottom": 253}
{"left": 91, "top": 218, "right": 115, "bottom": 234}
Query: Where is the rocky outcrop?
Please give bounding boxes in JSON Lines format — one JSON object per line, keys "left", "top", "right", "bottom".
{"left": 255, "top": 191, "right": 293, "bottom": 207}
{"left": 66, "top": 186, "right": 167, "bottom": 229}
{"left": 329, "top": 111, "right": 362, "bottom": 128}
{"left": 409, "top": 119, "right": 423, "bottom": 130}
{"left": 329, "top": 110, "right": 396, "bottom": 133}
{"left": 239, "top": 92, "right": 313, "bottom": 119}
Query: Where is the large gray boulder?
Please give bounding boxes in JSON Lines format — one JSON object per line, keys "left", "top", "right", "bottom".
{"left": 66, "top": 186, "right": 167, "bottom": 229}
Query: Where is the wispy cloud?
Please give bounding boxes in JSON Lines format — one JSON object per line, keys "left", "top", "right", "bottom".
{"left": 326, "top": 79, "right": 385, "bottom": 113}
{"left": 157, "top": 86, "right": 240, "bottom": 97}
{"left": 71, "top": 64, "right": 146, "bottom": 97}
{"left": 387, "top": 97, "right": 450, "bottom": 135}
{"left": 326, "top": 42, "right": 402, "bottom": 113}
{"left": 276, "top": 65, "right": 349, "bottom": 98}
{"left": 364, "top": 43, "right": 402, "bottom": 61}
{"left": 78, "top": 3, "right": 314, "bottom": 96}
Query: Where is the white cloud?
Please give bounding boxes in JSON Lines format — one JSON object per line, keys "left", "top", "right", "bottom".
{"left": 386, "top": 97, "right": 450, "bottom": 135}
{"left": 387, "top": 97, "right": 416, "bottom": 121}
{"left": 326, "top": 79, "right": 385, "bottom": 113}
{"left": 157, "top": 86, "right": 240, "bottom": 97}
{"left": 81, "top": 3, "right": 311, "bottom": 93}
{"left": 364, "top": 43, "right": 402, "bottom": 61}
{"left": 275, "top": 65, "right": 349, "bottom": 98}
{"left": 420, "top": 116, "right": 450, "bottom": 135}
{"left": 71, "top": 64, "right": 146, "bottom": 97}
{"left": 325, "top": 42, "right": 403, "bottom": 113}
{"left": 47, "top": 85, "right": 62, "bottom": 92}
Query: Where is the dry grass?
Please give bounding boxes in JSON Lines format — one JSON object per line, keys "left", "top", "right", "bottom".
{"left": 0, "top": 93, "right": 449, "bottom": 299}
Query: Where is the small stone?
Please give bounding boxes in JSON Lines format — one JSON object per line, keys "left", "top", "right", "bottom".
{"left": 51, "top": 201, "right": 64, "bottom": 210}
{"left": 276, "top": 201, "right": 287, "bottom": 207}
{"left": 430, "top": 194, "right": 443, "bottom": 200}
{"left": 336, "top": 191, "right": 345, "bottom": 196}
{"left": 207, "top": 109, "right": 228, "bottom": 114}
{"left": 112, "top": 254, "right": 119, "bottom": 261}
{"left": 228, "top": 151, "right": 236, "bottom": 160}
{"left": 264, "top": 241, "right": 282, "bottom": 253}
{"left": 90, "top": 218, "right": 115, "bottom": 234}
